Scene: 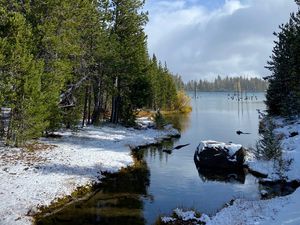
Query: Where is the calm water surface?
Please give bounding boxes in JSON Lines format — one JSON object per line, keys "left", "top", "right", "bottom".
{"left": 37, "top": 92, "right": 266, "bottom": 225}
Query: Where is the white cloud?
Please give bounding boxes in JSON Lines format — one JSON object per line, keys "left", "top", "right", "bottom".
{"left": 145, "top": 0, "right": 298, "bottom": 81}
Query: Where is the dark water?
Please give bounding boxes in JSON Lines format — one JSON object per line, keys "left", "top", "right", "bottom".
{"left": 37, "top": 92, "right": 266, "bottom": 225}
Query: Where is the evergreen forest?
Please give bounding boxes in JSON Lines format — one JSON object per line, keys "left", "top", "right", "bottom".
{"left": 0, "top": 0, "right": 184, "bottom": 146}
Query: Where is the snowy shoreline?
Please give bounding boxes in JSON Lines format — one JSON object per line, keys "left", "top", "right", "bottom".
{"left": 0, "top": 123, "right": 180, "bottom": 225}
{"left": 246, "top": 117, "right": 300, "bottom": 182}
{"left": 161, "top": 117, "right": 300, "bottom": 225}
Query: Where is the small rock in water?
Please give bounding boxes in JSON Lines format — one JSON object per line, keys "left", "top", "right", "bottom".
{"left": 236, "top": 130, "right": 251, "bottom": 135}
{"left": 289, "top": 131, "right": 299, "bottom": 137}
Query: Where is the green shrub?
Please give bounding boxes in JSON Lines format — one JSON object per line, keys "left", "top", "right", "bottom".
{"left": 255, "top": 121, "right": 282, "bottom": 160}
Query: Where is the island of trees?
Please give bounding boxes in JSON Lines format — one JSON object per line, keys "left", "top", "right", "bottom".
{"left": 0, "top": 0, "right": 188, "bottom": 146}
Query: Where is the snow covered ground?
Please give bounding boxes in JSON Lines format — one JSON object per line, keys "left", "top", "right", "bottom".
{"left": 0, "top": 123, "right": 179, "bottom": 225}
{"left": 160, "top": 189, "right": 300, "bottom": 225}
{"left": 246, "top": 117, "right": 300, "bottom": 181}
{"left": 207, "top": 187, "right": 300, "bottom": 225}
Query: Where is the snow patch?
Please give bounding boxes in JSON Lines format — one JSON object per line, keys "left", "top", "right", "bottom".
{"left": 174, "top": 208, "right": 198, "bottom": 221}
{"left": 207, "top": 187, "right": 300, "bottom": 225}
{"left": 246, "top": 118, "right": 300, "bottom": 181}
{"left": 0, "top": 124, "right": 179, "bottom": 225}
{"left": 161, "top": 208, "right": 211, "bottom": 224}
{"left": 196, "top": 140, "right": 242, "bottom": 157}
{"left": 161, "top": 216, "right": 176, "bottom": 223}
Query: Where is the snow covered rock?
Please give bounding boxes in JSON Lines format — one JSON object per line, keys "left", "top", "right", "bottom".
{"left": 194, "top": 141, "right": 246, "bottom": 171}
{"left": 160, "top": 208, "right": 210, "bottom": 225}
{"left": 135, "top": 117, "right": 155, "bottom": 129}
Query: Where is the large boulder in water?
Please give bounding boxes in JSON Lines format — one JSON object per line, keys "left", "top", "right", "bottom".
{"left": 194, "top": 141, "right": 246, "bottom": 170}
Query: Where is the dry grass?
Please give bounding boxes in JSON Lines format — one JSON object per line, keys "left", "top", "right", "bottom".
{"left": 24, "top": 142, "right": 56, "bottom": 152}
{"left": 0, "top": 142, "right": 56, "bottom": 166}
{"left": 136, "top": 110, "right": 155, "bottom": 118}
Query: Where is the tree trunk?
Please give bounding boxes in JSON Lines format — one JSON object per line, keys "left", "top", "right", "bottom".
{"left": 82, "top": 85, "right": 89, "bottom": 127}
{"left": 60, "top": 75, "right": 89, "bottom": 105}
{"left": 87, "top": 84, "right": 92, "bottom": 124}
{"left": 110, "top": 96, "right": 120, "bottom": 124}
{"left": 110, "top": 76, "right": 120, "bottom": 124}
{"left": 91, "top": 78, "right": 102, "bottom": 125}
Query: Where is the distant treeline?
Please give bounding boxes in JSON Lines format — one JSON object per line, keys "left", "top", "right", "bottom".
{"left": 185, "top": 76, "right": 268, "bottom": 92}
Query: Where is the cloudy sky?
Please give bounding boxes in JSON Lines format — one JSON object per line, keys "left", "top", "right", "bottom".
{"left": 144, "top": 0, "right": 298, "bottom": 81}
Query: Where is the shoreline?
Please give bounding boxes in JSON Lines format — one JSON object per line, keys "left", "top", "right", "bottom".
{"left": 0, "top": 123, "right": 180, "bottom": 225}
{"left": 159, "top": 117, "right": 300, "bottom": 225}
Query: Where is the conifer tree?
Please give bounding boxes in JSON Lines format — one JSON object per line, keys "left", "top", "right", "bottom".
{"left": 148, "top": 54, "right": 160, "bottom": 110}
{"left": 29, "top": 0, "right": 84, "bottom": 130}
{"left": 265, "top": 1, "right": 300, "bottom": 116}
{"left": 89, "top": 0, "right": 116, "bottom": 125}
{"left": 0, "top": 6, "right": 47, "bottom": 145}
{"left": 256, "top": 122, "right": 282, "bottom": 160}
{"left": 110, "top": 0, "right": 149, "bottom": 124}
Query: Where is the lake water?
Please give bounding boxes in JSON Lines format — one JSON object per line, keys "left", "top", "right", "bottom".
{"left": 37, "top": 92, "right": 266, "bottom": 225}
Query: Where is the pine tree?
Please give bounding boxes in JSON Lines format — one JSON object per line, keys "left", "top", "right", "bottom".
{"left": 0, "top": 6, "right": 47, "bottom": 145}
{"left": 89, "top": 0, "right": 117, "bottom": 125}
{"left": 148, "top": 54, "right": 159, "bottom": 110}
{"left": 265, "top": 1, "right": 300, "bottom": 116}
{"left": 110, "top": 0, "right": 149, "bottom": 125}
{"left": 255, "top": 122, "right": 282, "bottom": 160}
{"left": 63, "top": 0, "right": 107, "bottom": 127}
{"left": 28, "top": 0, "right": 84, "bottom": 131}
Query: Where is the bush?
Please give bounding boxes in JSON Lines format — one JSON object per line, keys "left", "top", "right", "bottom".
{"left": 255, "top": 119, "right": 293, "bottom": 180}
{"left": 174, "top": 91, "right": 192, "bottom": 113}
{"left": 255, "top": 121, "right": 282, "bottom": 160}
{"left": 274, "top": 156, "right": 293, "bottom": 180}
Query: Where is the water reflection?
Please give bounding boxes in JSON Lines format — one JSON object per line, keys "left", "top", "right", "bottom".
{"left": 165, "top": 113, "right": 191, "bottom": 132}
{"left": 36, "top": 162, "right": 150, "bottom": 225}
{"left": 133, "top": 140, "right": 177, "bottom": 160}
{"left": 195, "top": 165, "right": 246, "bottom": 184}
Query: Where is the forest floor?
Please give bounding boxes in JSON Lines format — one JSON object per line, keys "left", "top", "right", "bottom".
{"left": 160, "top": 117, "right": 300, "bottom": 225}
{"left": 0, "top": 121, "right": 179, "bottom": 225}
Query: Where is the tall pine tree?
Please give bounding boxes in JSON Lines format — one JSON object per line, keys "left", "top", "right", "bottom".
{"left": 0, "top": 6, "right": 47, "bottom": 145}
{"left": 266, "top": 1, "right": 300, "bottom": 116}
{"left": 110, "top": 0, "right": 149, "bottom": 125}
